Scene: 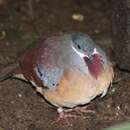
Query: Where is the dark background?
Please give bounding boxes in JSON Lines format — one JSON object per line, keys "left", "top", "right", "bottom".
{"left": 0, "top": 0, "right": 130, "bottom": 130}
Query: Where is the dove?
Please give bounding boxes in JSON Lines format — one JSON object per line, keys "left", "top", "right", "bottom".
{"left": 0, "top": 32, "right": 114, "bottom": 121}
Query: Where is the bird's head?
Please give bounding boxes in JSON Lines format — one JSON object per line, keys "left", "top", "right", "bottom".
{"left": 69, "top": 32, "right": 107, "bottom": 79}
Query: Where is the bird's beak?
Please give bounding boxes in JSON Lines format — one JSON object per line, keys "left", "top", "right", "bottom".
{"left": 83, "top": 48, "right": 101, "bottom": 64}
{"left": 92, "top": 48, "right": 99, "bottom": 56}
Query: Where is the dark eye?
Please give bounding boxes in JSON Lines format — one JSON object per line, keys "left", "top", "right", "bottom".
{"left": 77, "top": 44, "right": 81, "bottom": 49}
{"left": 52, "top": 83, "right": 55, "bottom": 86}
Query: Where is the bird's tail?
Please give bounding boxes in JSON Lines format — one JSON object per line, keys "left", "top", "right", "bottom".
{"left": 0, "top": 64, "right": 21, "bottom": 82}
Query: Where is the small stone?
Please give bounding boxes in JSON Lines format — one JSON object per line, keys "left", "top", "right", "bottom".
{"left": 72, "top": 14, "right": 84, "bottom": 22}
{"left": 18, "top": 93, "right": 22, "bottom": 98}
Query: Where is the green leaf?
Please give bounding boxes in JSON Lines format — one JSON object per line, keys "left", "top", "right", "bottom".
{"left": 104, "top": 122, "right": 130, "bottom": 130}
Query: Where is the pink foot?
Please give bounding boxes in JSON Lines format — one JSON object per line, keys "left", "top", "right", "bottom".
{"left": 51, "top": 107, "right": 79, "bottom": 125}
{"left": 51, "top": 106, "right": 95, "bottom": 125}
{"left": 73, "top": 106, "right": 95, "bottom": 114}
{"left": 72, "top": 106, "right": 96, "bottom": 119}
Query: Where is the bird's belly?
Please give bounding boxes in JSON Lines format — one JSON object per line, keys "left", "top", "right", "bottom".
{"left": 42, "top": 63, "right": 113, "bottom": 108}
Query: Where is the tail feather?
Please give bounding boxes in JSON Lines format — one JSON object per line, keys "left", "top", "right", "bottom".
{"left": 0, "top": 72, "right": 13, "bottom": 81}
{"left": 0, "top": 64, "right": 21, "bottom": 82}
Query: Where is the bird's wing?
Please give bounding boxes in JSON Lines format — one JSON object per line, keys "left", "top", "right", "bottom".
{"left": 19, "top": 37, "right": 65, "bottom": 90}
{"left": 34, "top": 65, "right": 64, "bottom": 90}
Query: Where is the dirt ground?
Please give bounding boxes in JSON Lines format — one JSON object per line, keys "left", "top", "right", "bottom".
{"left": 0, "top": 0, "right": 130, "bottom": 130}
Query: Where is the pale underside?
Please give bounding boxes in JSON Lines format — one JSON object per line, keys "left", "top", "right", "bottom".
{"left": 14, "top": 62, "right": 113, "bottom": 108}
{"left": 36, "top": 62, "right": 114, "bottom": 108}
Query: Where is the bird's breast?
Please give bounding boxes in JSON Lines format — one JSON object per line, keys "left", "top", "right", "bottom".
{"left": 39, "top": 62, "right": 113, "bottom": 108}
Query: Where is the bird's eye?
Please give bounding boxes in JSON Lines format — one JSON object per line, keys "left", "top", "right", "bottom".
{"left": 77, "top": 44, "right": 81, "bottom": 50}
{"left": 52, "top": 83, "right": 55, "bottom": 86}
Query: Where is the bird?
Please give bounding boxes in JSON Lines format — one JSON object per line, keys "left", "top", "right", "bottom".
{"left": 0, "top": 32, "right": 114, "bottom": 121}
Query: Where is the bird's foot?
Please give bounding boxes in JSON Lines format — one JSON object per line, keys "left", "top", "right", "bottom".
{"left": 73, "top": 105, "right": 95, "bottom": 114}
{"left": 51, "top": 107, "right": 79, "bottom": 125}
{"left": 72, "top": 105, "right": 96, "bottom": 118}
{"left": 52, "top": 106, "right": 95, "bottom": 125}
{"left": 56, "top": 111, "right": 78, "bottom": 124}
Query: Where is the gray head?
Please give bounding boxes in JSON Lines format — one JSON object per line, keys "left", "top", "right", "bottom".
{"left": 62, "top": 32, "right": 108, "bottom": 78}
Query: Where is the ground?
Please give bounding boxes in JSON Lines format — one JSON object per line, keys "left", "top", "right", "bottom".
{"left": 0, "top": 0, "right": 130, "bottom": 130}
